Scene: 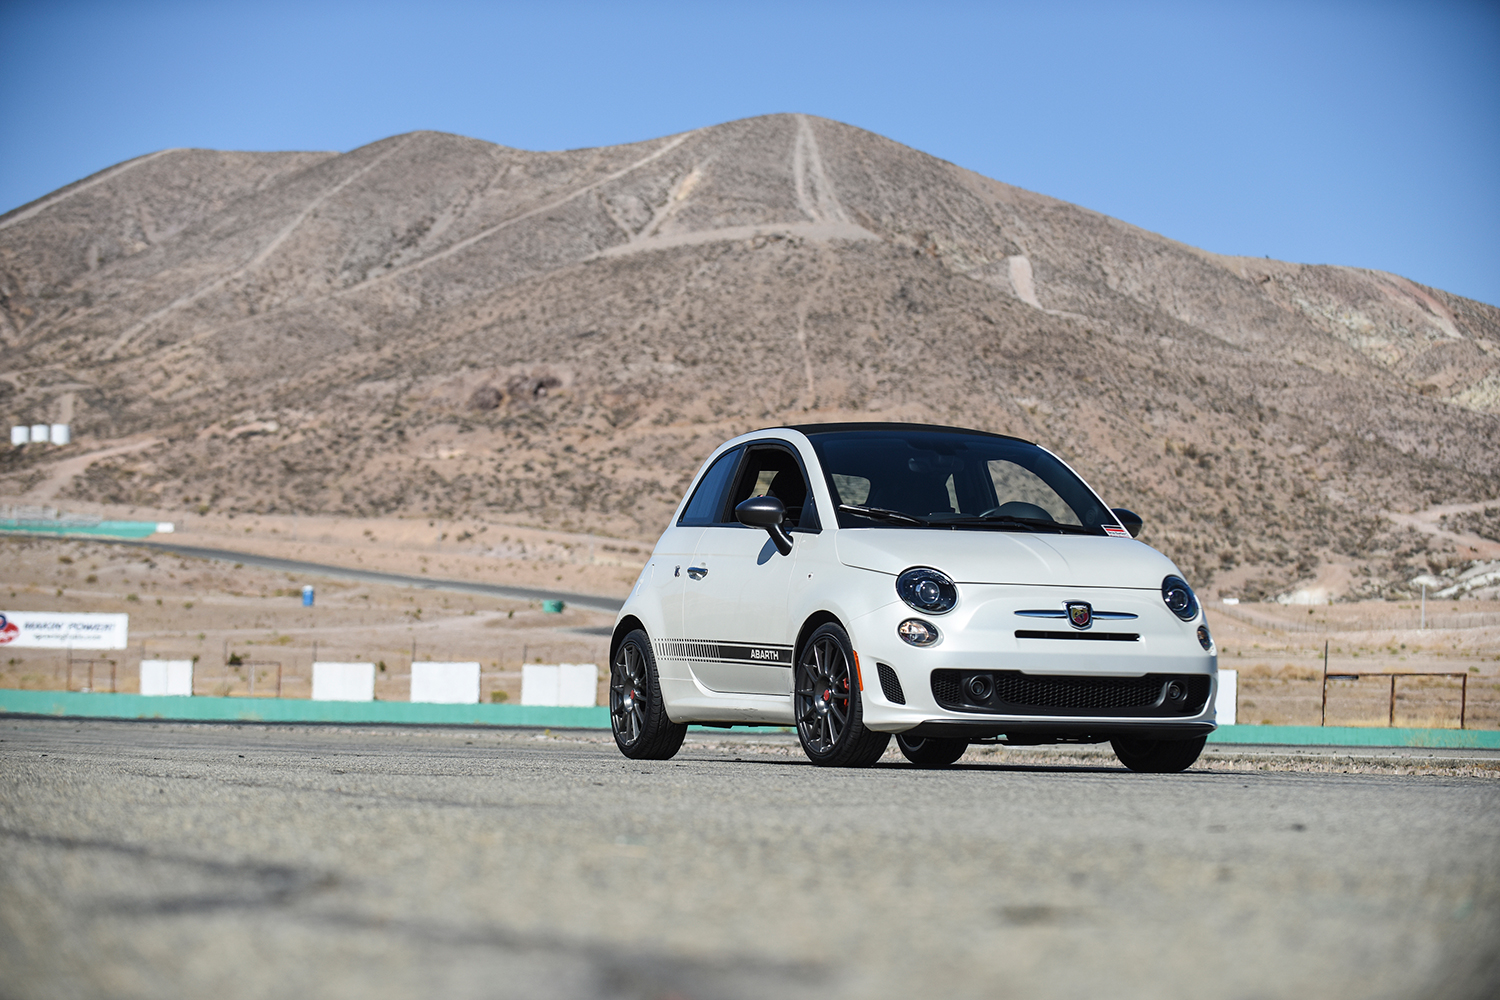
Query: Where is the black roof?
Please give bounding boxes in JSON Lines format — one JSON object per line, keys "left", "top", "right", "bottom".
{"left": 781, "top": 422, "right": 1035, "bottom": 445}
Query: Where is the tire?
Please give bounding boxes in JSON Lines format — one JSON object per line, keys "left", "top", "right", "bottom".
{"left": 896, "top": 733, "right": 969, "bottom": 768}
{"left": 1110, "top": 735, "right": 1207, "bottom": 773}
{"left": 794, "top": 623, "right": 891, "bottom": 767}
{"left": 610, "top": 629, "right": 687, "bottom": 760}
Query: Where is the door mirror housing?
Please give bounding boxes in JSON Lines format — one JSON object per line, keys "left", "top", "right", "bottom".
{"left": 1111, "top": 508, "right": 1143, "bottom": 538}
{"left": 736, "top": 496, "right": 793, "bottom": 555}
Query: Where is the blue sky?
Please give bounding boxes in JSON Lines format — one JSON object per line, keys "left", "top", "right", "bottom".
{"left": 2, "top": 0, "right": 1497, "bottom": 305}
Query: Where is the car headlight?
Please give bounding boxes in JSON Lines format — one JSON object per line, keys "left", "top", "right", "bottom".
{"left": 1162, "top": 575, "right": 1199, "bottom": 621}
{"left": 897, "top": 567, "right": 957, "bottom": 615}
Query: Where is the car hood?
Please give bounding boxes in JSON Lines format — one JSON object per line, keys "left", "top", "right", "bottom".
{"left": 834, "top": 528, "right": 1181, "bottom": 590}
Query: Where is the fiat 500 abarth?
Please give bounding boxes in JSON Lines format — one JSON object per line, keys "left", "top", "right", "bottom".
{"left": 609, "top": 423, "right": 1218, "bottom": 770}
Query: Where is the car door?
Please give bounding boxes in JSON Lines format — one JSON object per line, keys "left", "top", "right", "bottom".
{"left": 650, "top": 447, "right": 741, "bottom": 677}
{"left": 682, "top": 442, "right": 819, "bottom": 695}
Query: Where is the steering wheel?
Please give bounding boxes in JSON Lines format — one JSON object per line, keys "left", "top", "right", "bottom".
{"left": 980, "top": 501, "right": 1053, "bottom": 521}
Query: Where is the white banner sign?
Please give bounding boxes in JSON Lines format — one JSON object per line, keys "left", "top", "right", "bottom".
{"left": 0, "top": 611, "right": 129, "bottom": 650}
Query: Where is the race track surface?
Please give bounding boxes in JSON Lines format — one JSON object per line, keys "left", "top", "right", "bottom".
{"left": 2, "top": 719, "right": 1497, "bottom": 999}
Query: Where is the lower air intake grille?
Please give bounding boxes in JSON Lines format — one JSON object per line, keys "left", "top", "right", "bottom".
{"left": 931, "top": 672, "right": 961, "bottom": 708}
{"left": 931, "top": 670, "right": 1211, "bottom": 717}
{"left": 876, "top": 663, "right": 906, "bottom": 704}
{"left": 996, "top": 672, "right": 1161, "bottom": 710}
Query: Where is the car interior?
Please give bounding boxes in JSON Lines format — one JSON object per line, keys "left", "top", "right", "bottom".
{"left": 725, "top": 447, "right": 815, "bottom": 529}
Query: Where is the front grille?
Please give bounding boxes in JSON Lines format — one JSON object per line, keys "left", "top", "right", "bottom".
{"left": 931, "top": 669, "right": 1211, "bottom": 717}
{"left": 876, "top": 663, "right": 906, "bottom": 704}
{"left": 1014, "top": 630, "right": 1139, "bottom": 642}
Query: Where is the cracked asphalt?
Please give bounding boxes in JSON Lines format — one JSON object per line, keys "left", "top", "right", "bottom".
{"left": 1, "top": 719, "right": 1497, "bottom": 999}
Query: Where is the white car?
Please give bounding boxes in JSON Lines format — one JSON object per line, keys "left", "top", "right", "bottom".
{"left": 609, "top": 423, "right": 1217, "bottom": 771}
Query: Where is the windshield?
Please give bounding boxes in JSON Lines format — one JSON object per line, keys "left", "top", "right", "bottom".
{"left": 803, "top": 429, "right": 1113, "bottom": 533}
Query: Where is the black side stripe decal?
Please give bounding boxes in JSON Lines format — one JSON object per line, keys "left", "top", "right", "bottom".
{"left": 657, "top": 640, "right": 794, "bottom": 666}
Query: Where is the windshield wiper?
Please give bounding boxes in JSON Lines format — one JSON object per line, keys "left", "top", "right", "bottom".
{"left": 837, "top": 504, "right": 929, "bottom": 526}
{"left": 943, "top": 514, "right": 1096, "bottom": 535}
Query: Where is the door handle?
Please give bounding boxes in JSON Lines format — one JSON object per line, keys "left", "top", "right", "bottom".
{"left": 687, "top": 566, "right": 708, "bottom": 580}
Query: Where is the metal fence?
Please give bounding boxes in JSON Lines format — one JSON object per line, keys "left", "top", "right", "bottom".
{"left": 1212, "top": 603, "right": 1500, "bottom": 634}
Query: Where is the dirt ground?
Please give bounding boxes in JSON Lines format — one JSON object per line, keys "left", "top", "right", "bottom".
{"left": 1206, "top": 604, "right": 1500, "bottom": 729}
{"left": 3, "top": 505, "right": 1498, "bottom": 728}
{"left": 0, "top": 514, "right": 625, "bottom": 705}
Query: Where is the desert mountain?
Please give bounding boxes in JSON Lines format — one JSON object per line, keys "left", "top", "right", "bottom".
{"left": 2, "top": 114, "right": 1497, "bottom": 600}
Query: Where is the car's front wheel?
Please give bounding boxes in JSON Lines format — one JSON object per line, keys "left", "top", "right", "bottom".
{"left": 794, "top": 623, "right": 890, "bottom": 767}
{"left": 1110, "top": 735, "right": 1206, "bottom": 773}
{"left": 610, "top": 629, "right": 687, "bottom": 760}
{"left": 896, "top": 733, "right": 969, "bottom": 767}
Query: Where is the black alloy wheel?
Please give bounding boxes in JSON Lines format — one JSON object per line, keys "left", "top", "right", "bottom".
{"left": 896, "top": 733, "right": 969, "bottom": 767}
{"left": 794, "top": 622, "right": 890, "bottom": 767}
{"left": 610, "top": 629, "right": 687, "bottom": 760}
{"left": 1110, "top": 734, "right": 1207, "bottom": 773}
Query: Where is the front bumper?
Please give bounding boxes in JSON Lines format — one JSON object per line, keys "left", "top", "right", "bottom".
{"left": 851, "top": 584, "right": 1218, "bottom": 740}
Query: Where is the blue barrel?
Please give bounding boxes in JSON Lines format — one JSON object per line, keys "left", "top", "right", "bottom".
{"left": 302, "top": 585, "right": 315, "bottom": 607}
{"left": 542, "top": 599, "right": 565, "bottom": 614}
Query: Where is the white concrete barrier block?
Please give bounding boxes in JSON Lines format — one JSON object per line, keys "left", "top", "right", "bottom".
{"left": 10, "top": 426, "right": 28, "bottom": 446}
{"left": 30, "top": 424, "right": 49, "bottom": 444}
{"left": 521, "top": 663, "right": 558, "bottom": 706}
{"left": 140, "top": 659, "right": 193, "bottom": 696}
{"left": 1216, "top": 669, "right": 1237, "bottom": 726}
{"left": 410, "top": 661, "right": 480, "bottom": 704}
{"left": 49, "top": 424, "right": 69, "bottom": 445}
{"left": 521, "top": 663, "right": 599, "bottom": 706}
{"left": 312, "top": 662, "right": 375, "bottom": 701}
{"left": 558, "top": 663, "right": 598, "bottom": 707}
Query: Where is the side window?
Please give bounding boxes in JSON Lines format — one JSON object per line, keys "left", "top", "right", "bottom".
{"left": 678, "top": 449, "right": 741, "bottom": 526}
{"left": 725, "top": 445, "right": 819, "bottom": 529}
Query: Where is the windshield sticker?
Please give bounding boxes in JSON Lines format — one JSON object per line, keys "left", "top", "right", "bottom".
{"left": 1103, "top": 525, "right": 1129, "bottom": 537}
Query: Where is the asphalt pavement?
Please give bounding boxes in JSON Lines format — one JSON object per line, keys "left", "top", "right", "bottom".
{"left": 1, "top": 719, "right": 1496, "bottom": 1000}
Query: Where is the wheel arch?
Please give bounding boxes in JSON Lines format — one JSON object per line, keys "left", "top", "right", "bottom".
{"left": 793, "top": 610, "right": 845, "bottom": 666}
{"left": 610, "top": 615, "right": 648, "bottom": 662}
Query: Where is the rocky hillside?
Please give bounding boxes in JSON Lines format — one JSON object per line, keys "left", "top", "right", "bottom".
{"left": 3, "top": 114, "right": 1498, "bottom": 600}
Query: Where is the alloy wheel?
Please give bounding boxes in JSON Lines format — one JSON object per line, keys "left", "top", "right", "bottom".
{"left": 796, "top": 634, "right": 852, "bottom": 754}
{"left": 611, "top": 639, "right": 648, "bottom": 747}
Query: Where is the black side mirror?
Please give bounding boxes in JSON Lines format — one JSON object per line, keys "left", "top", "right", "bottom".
{"left": 1111, "top": 508, "right": 1143, "bottom": 538}
{"left": 736, "top": 496, "right": 793, "bottom": 555}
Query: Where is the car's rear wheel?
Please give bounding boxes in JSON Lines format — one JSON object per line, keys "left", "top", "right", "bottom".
{"left": 610, "top": 629, "right": 687, "bottom": 760}
{"left": 794, "top": 623, "right": 890, "bottom": 767}
{"left": 896, "top": 733, "right": 969, "bottom": 767}
{"left": 1110, "top": 734, "right": 1206, "bottom": 773}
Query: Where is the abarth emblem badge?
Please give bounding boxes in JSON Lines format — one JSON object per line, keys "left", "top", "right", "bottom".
{"left": 1066, "top": 601, "right": 1093, "bottom": 629}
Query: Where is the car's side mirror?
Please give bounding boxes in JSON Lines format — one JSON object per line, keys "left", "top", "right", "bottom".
{"left": 736, "top": 496, "right": 793, "bottom": 555}
{"left": 1111, "top": 508, "right": 1143, "bottom": 538}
